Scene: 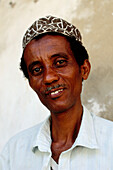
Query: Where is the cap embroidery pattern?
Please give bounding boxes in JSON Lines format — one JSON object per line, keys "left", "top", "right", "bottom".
{"left": 22, "top": 15, "right": 82, "bottom": 49}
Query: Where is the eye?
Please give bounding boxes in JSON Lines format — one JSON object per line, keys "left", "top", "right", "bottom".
{"left": 55, "top": 59, "right": 67, "bottom": 67}
{"left": 31, "top": 66, "right": 43, "bottom": 76}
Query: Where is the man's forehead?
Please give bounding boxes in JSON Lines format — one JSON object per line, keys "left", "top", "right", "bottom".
{"left": 24, "top": 34, "right": 73, "bottom": 57}
{"left": 22, "top": 15, "right": 82, "bottom": 50}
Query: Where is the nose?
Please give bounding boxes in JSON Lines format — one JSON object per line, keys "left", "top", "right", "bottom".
{"left": 43, "top": 67, "right": 59, "bottom": 85}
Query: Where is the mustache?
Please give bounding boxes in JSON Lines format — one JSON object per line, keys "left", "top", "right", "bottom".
{"left": 44, "top": 84, "right": 66, "bottom": 93}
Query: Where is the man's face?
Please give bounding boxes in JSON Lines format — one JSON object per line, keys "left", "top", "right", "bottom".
{"left": 24, "top": 35, "right": 84, "bottom": 114}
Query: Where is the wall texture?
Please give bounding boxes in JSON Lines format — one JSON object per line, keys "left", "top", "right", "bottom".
{"left": 0, "top": 0, "right": 113, "bottom": 151}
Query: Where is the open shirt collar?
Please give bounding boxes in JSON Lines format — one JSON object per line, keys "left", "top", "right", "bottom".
{"left": 32, "top": 106, "right": 99, "bottom": 153}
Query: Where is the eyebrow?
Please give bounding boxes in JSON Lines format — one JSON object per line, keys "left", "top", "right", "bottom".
{"left": 50, "top": 52, "right": 68, "bottom": 59}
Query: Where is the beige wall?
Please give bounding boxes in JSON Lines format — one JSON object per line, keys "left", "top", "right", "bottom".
{"left": 0, "top": 0, "right": 113, "bottom": 151}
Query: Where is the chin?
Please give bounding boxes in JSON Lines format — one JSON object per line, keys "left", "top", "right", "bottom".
{"left": 50, "top": 108, "right": 67, "bottom": 114}
{"left": 46, "top": 102, "right": 76, "bottom": 115}
{"left": 38, "top": 94, "right": 77, "bottom": 114}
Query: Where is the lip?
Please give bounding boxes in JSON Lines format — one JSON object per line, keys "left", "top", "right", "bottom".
{"left": 45, "top": 88, "right": 65, "bottom": 99}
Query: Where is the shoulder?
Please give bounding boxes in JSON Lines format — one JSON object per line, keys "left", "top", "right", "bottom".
{"left": 0, "top": 120, "right": 49, "bottom": 169}
{"left": 1, "top": 121, "right": 44, "bottom": 153}
{"left": 92, "top": 113, "right": 113, "bottom": 132}
{"left": 12, "top": 121, "right": 43, "bottom": 139}
{"left": 91, "top": 113, "right": 113, "bottom": 147}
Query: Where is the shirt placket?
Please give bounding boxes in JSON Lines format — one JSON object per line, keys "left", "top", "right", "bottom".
{"left": 58, "top": 150, "right": 71, "bottom": 170}
{"left": 41, "top": 152, "right": 52, "bottom": 170}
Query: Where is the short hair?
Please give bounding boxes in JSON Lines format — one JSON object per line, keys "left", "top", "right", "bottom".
{"left": 20, "top": 32, "right": 89, "bottom": 79}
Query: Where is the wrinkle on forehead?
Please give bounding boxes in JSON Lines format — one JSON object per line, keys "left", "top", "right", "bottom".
{"left": 24, "top": 34, "right": 74, "bottom": 59}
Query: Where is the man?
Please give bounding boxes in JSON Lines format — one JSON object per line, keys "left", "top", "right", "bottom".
{"left": 0, "top": 15, "right": 113, "bottom": 170}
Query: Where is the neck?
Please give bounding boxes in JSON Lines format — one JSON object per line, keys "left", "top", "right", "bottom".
{"left": 51, "top": 102, "right": 83, "bottom": 144}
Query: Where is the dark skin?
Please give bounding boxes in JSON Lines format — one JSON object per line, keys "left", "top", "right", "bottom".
{"left": 23, "top": 35, "right": 91, "bottom": 163}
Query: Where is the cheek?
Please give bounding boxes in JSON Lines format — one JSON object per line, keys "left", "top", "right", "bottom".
{"left": 68, "top": 70, "right": 82, "bottom": 91}
{"left": 29, "top": 77, "right": 41, "bottom": 92}
{"left": 63, "top": 67, "right": 81, "bottom": 82}
{"left": 29, "top": 77, "right": 46, "bottom": 101}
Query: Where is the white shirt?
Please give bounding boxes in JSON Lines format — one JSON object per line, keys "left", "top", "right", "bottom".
{"left": 50, "top": 158, "right": 58, "bottom": 170}
{"left": 0, "top": 106, "right": 113, "bottom": 170}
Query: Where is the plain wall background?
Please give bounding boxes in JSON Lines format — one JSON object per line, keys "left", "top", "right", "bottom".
{"left": 0, "top": 0, "right": 113, "bottom": 151}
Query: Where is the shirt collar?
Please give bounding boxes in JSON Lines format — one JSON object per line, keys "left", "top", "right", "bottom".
{"left": 73, "top": 105, "right": 99, "bottom": 149}
{"left": 32, "top": 105, "right": 99, "bottom": 153}
{"left": 32, "top": 116, "right": 52, "bottom": 153}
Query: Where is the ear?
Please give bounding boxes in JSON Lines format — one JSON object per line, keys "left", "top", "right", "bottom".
{"left": 80, "top": 59, "right": 91, "bottom": 80}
